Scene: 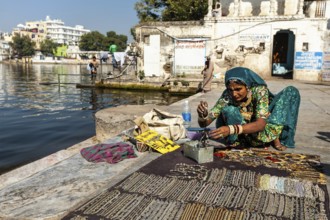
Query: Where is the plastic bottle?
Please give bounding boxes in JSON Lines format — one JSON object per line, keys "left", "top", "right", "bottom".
{"left": 182, "top": 100, "right": 191, "bottom": 128}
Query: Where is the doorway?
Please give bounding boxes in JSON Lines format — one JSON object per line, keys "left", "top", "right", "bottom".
{"left": 272, "top": 30, "right": 295, "bottom": 79}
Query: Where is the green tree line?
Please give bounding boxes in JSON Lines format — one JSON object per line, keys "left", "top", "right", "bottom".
{"left": 9, "top": 31, "right": 127, "bottom": 58}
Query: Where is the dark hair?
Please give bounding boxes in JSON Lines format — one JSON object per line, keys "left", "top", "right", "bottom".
{"left": 226, "top": 78, "right": 247, "bottom": 87}
{"left": 92, "top": 56, "right": 96, "bottom": 59}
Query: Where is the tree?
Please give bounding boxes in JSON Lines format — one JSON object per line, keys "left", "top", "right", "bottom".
{"left": 105, "top": 31, "right": 128, "bottom": 52}
{"left": 135, "top": 0, "right": 209, "bottom": 22}
{"left": 9, "top": 33, "right": 36, "bottom": 58}
{"left": 162, "top": 0, "right": 208, "bottom": 21}
{"left": 79, "top": 31, "right": 107, "bottom": 51}
{"left": 135, "top": 0, "right": 166, "bottom": 22}
{"left": 40, "top": 39, "right": 58, "bottom": 56}
{"left": 79, "top": 31, "right": 128, "bottom": 52}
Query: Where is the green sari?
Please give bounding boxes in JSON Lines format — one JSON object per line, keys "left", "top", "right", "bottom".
{"left": 209, "top": 67, "right": 300, "bottom": 148}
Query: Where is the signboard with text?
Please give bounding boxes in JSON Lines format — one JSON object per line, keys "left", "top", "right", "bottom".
{"left": 238, "top": 25, "right": 271, "bottom": 43}
{"left": 174, "top": 39, "right": 206, "bottom": 74}
{"left": 294, "top": 52, "right": 323, "bottom": 70}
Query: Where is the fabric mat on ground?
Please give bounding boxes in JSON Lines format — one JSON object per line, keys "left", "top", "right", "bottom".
{"left": 63, "top": 147, "right": 330, "bottom": 220}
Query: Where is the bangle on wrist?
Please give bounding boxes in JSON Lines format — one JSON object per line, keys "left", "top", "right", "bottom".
{"left": 228, "top": 124, "right": 243, "bottom": 135}
{"left": 228, "top": 125, "right": 235, "bottom": 135}
{"left": 237, "top": 124, "right": 243, "bottom": 134}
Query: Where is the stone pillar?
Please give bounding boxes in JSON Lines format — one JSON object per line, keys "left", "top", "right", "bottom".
{"left": 207, "top": 0, "right": 213, "bottom": 17}
{"left": 284, "top": 0, "right": 299, "bottom": 15}
{"left": 297, "top": 0, "right": 304, "bottom": 15}
{"left": 234, "top": 0, "right": 240, "bottom": 16}
{"left": 270, "top": 0, "right": 278, "bottom": 16}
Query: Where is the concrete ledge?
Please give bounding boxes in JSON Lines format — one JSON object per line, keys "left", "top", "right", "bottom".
{"left": 0, "top": 137, "right": 98, "bottom": 191}
{"left": 95, "top": 104, "right": 169, "bottom": 142}
{"left": 0, "top": 136, "right": 161, "bottom": 219}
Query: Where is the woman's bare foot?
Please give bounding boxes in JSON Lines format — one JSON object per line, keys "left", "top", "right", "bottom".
{"left": 272, "top": 138, "right": 287, "bottom": 151}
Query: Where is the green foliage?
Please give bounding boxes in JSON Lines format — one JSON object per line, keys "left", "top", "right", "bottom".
{"left": 9, "top": 33, "right": 36, "bottom": 58}
{"left": 105, "top": 31, "right": 128, "bottom": 52}
{"left": 135, "top": 0, "right": 208, "bottom": 22}
{"left": 79, "top": 31, "right": 128, "bottom": 52}
{"left": 135, "top": 0, "right": 166, "bottom": 22}
{"left": 40, "top": 39, "right": 58, "bottom": 56}
{"left": 137, "top": 70, "right": 145, "bottom": 80}
{"left": 162, "top": 0, "right": 208, "bottom": 21}
{"left": 173, "top": 80, "right": 179, "bottom": 86}
{"left": 79, "top": 31, "right": 107, "bottom": 51}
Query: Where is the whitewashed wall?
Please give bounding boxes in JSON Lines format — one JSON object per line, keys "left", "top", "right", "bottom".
{"left": 135, "top": 0, "right": 330, "bottom": 82}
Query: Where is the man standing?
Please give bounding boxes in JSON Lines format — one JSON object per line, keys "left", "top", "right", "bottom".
{"left": 201, "top": 56, "right": 214, "bottom": 93}
{"left": 89, "top": 56, "right": 99, "bottom": 81}
{"left": 109, "top": 44, "right": 117, "bottom": 69}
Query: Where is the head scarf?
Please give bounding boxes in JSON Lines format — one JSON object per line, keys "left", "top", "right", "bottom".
{"left": 225, "top": 67, "right": 267, "bottom": 88}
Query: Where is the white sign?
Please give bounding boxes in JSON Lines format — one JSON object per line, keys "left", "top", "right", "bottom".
{"left": 174, "top": 40, "right": 206, "bottom": 74}
{"left": 239, "top": 25, "right": 271, "bottom": 43}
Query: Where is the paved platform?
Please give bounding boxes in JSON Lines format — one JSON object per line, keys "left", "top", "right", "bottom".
{"left": 0, "top": 78, "right": 329, "bottom": 219}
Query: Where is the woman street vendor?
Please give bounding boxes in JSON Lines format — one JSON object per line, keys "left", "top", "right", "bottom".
{"left": 197, "top": 67, "right": 300, "bottom": 151}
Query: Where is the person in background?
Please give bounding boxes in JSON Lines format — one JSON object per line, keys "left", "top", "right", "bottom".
{"left": 197, "top": 67, "right": 300, "bottom": 151}
{"left": 109, "top": 44, "right": 118, "bottom": 69}
{"left": 89, "top": 56, "right": 99, "bottom": 79}
{"left": 201, "top": 56, "right": 214, "bottom": 93}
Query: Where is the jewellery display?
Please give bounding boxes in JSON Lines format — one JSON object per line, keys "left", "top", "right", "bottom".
{"left": 213, "top": 148, "right": 327, "bottom": 185}
{"left": 67, "top": 162, "right": 329, "bottom": 220}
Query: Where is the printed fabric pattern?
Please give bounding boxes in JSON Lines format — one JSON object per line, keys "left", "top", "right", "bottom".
{"left": 80, "top": 142, "right": 137, "bottom": 164}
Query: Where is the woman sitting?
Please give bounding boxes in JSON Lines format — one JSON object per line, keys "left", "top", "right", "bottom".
{"left": 197, "top": 67, "right": 300, "bottom": 151}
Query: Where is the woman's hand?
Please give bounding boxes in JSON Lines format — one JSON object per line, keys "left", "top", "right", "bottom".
{"left": 208, "top": 126, "right": 230, "bottom": 139}
{"left": 197, "top": 101, "right": 208, "bottom": 118}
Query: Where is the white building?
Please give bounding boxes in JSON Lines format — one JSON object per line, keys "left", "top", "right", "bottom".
{"left": 12, "top": 16, "right": 90, "bottom": 47}
{"left": 42, "top": 16, "right": 90, "bottom": 45}
{"left": 0, "top": 39, "right": 10, "bottom": 61}
{"left": 135, "top": 0, "right": 330, "bottom": 82}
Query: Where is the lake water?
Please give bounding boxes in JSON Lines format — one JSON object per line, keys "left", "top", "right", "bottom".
{"left": 0, "top": 63, "right": 188, "bottom": 174}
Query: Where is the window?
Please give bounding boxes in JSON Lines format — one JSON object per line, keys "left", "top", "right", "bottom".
{"left": 144, "top": 35, "right": 150, "bottom": 45}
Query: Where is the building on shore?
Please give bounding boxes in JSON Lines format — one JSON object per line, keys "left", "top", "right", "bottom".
{"left": 134, "top": 0, "right": 330, "bottom": 82}
{"left": 5, "top": 16, "right": 90, "bottom": 49}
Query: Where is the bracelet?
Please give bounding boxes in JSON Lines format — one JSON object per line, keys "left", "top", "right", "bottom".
{"left": 237, "top": 125, "right": 243, "bottom": 134}
{"left": 228, "top": 125, "right": 243, "bottom": 135}
{"left": 228, "top": 125, "right": 235, "bottom": 135}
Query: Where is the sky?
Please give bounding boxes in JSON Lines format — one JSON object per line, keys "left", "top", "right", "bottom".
{"left": 0, "top": 0, "right": 139, "bottom": 42}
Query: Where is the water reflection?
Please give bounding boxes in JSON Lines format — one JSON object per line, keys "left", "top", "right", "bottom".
{"left": 0, "top": 63, "right": 188, "bottom": 174}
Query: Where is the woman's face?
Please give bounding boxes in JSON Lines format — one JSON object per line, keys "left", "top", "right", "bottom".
{"left": 227, "top": 81, "right": 248, "bottom": 102}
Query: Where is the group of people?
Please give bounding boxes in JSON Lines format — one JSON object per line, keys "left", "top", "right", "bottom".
{"left": 197, "top": 66, "right": 300, "bottom": 151}
{"left": 87, "top": 44, "right": 118, "bottom": 79}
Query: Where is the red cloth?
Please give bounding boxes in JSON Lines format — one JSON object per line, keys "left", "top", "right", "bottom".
{"left": 80, "top": 142, "right": 137, "bottom": 164}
